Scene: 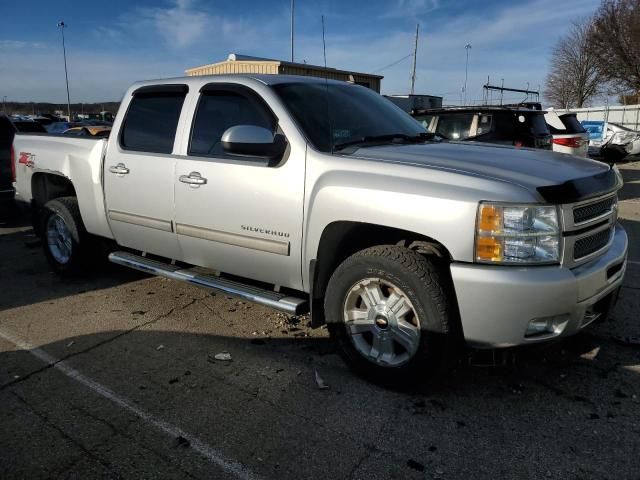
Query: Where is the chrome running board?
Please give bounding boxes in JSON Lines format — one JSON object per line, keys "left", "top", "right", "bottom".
{"left": 108, "top": 251, "right": 308, "bottom": 315}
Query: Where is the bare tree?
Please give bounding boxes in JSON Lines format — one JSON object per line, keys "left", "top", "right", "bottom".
{"left": 590, "top": 0, "right": 640, "bottom": 94}
{"left": 545, "top": 70, "right": 575, "bottom": 109}
{"left": 545, "top": 19, "right": 601, "bottom": 108}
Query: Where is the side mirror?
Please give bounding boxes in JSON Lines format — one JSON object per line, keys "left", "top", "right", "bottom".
{"left": 221, "top": 125, "right": 286, "bottom": 159}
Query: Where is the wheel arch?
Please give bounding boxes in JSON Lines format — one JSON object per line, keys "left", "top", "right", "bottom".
{"left": 309, "top": 221, "right": 453, "bottom": 326}
{"left": 31, "top": 172, "right": 77, "bottom": 206}
{"left": 30, "top": 172, "right": 77, "bottom": 236}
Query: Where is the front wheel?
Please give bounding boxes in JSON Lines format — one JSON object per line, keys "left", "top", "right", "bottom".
{"left": 325, "top": 245, "right": 457, "bottom": 386}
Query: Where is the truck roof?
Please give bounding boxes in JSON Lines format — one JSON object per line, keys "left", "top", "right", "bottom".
{"left": 128, "top": 74, "right": 352, "bottom": 92}
{"left": 412, "top": 105, "right": 547, "bottom": 115}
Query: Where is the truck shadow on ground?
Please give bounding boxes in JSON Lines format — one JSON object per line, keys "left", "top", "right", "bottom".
{"left": 0, "top": 227, "right": 147, "bottom": 312}
{"left": 618, "top": 163, "right": 640, "bottom": 201}
{"left": 1, "top": 325, "right": 639, "bottom": 479}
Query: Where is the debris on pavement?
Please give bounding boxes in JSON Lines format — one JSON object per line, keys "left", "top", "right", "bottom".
{"left": 156, "top": 344, "right": 165, "bottom": 351}
{"left": 212, "top": 352, "right": 233, "bottom": 362}
{"left": 314, "top": 370, "right": 329, "bottom": 390}
{"left": 173, "top": 436, "right": 191, "bottom": 449}
{"left": 406, "top": 459, "right": 425, "bottom": 472}
{"left": 581, "top": 346, "right": 600, "bottom": 360}
{"left": 612, "top": 335, "right": 640, "bottom": 348}
{"left": 66, "top": 341, "right": 75, "bottom": 347}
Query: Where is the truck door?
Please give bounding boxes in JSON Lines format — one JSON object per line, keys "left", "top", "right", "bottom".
{"left": 103, "top": 85, "right": 188, "bottom": 259}
{"left": 173, "top": 84, "right": 305, "bottom": 290}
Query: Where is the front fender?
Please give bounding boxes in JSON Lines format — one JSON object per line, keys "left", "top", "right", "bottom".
{"left": 301, "top": 150, "right": 538, "bottom": 290}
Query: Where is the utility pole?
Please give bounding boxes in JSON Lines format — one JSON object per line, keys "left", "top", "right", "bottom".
{"left": 410, "top": 24, "right": 419, "bottom": 95}
{"left": 463, "top": 43, "right": 472, "bottom": 105}
{"left": 57, "top": 21, "right": 71, "bottom": 120}
{"left": 2, "top": 96, "right": 6, "bottom": 113}
{"left": 290, "top": 0, "right": 295, "bottom": 62}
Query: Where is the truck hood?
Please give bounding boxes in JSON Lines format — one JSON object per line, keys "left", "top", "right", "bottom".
{"left": 352, "top": 141, "right": 620, "bottom": 203}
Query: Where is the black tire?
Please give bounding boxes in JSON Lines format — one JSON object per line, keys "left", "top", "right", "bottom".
{"left": 41, "top": 197, "right": 90, "bottom": 275}
{"left": 602, "top": 147, "right": 626, "bottom": 164}
{"left": 0, "top": 198, "right": 17, "bottom": 225}
{"left": 325, "top": 245, "right": 458, "bottom": 386}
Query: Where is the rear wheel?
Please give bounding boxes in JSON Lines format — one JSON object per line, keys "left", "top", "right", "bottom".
{"left": 325, "top": 245, "right": 457, "bottom": 386}
{"left": 42, "top": 197, "right": 89, "bottom": 274}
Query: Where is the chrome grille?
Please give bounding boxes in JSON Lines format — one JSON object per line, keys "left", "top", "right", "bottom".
{"left": 573, "top": 228, "right": 612, "bottom": 260}
{"left": 573, "top": 197, "right": 616, "bottom": 224}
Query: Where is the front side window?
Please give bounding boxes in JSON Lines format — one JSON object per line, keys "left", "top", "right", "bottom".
{"left": 475, "top": 114, "right": 492, "bottom": 136}
{"left": 273, "top": 82, "right": 424, "bottom": 153}
{"left": 413, "top": 114, "right": 434, "bottom": 131}
{"left": 435, "top": 113, "right": 474, "bottom": 140}
{"left": 189, "top": 90, "right": 275, "bottom": 157}
{"left": 120, "top": 91, "right": 186, "bottom": 154}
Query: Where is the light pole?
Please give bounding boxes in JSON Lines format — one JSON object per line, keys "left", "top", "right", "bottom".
{"left": 463, "top": 43, "right": 472, "bottom": 105}
{"left": 2, "top": 96, "right": 6, "bottom": 113}
{"left": 290, "top": 0, "right": 295, "bottom": 62}
{"left": 57, "top": 21, "right": 71, "bottom": 120}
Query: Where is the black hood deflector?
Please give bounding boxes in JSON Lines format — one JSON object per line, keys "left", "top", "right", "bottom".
{"left": 536, "top": 167, "right": 621, "bottom": 203}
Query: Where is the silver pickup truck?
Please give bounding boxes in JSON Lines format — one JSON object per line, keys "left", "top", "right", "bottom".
{"left": 13, "top": 74, "right": 628, "bottom": 383}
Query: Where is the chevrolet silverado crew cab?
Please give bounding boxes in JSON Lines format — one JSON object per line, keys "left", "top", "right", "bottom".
{"left": 13, "top": 75, "right": 628, "bottom": 383}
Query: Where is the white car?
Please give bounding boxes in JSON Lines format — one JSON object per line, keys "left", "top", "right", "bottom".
{"left": 545, "top": 111, "right": 589, "bottom": 157}
{"left": 582, "top": 120, "right": 640, "bottom": 161}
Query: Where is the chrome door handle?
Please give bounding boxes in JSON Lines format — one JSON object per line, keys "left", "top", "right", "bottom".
{"left": 179, "top": 172, "right": 207, "bottom": 186}
{"left": 109, "top": 163, "right": 130, "bottom": 175}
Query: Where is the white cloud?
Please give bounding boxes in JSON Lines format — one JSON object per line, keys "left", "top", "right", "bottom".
{"left": 383, "top": 0, "right": 440, "bottom": 18}
{"left": 0, "top": 40, "right": 46, "bottom": 49}
{"left": 142, "top": 0, "right": 211, "bottom": 48}
{"left": 0, "top": 43, "right": 186, "bottom": 102}
{"left": 0, "top": 0, "right": 602, "bottom": 105}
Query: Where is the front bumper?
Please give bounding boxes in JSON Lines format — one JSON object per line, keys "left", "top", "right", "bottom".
{"left": 451, "top": 224, "right": 628, "bottom": 348}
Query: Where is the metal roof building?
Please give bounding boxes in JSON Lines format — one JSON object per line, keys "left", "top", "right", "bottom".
{"left": 186, "top": 54, "right": 383, "bottom": 93}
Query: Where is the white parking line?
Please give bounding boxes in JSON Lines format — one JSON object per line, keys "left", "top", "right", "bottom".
{"left": 628, "top": 260, "right": 640, "bottom": 266}
{"left": 0, "top": 328, "right": 261, "bottom": 480}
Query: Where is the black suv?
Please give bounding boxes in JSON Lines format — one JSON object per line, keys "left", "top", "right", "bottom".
{"left": 412, "top": 106, "right": 553, "bottom": 150}
{"left": 0, "top": 115, "right": 16, "bottom": 213}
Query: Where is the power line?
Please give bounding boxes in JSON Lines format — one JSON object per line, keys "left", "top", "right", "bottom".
{"left": 372, "top": 53, "right": 414, "bottom": 74}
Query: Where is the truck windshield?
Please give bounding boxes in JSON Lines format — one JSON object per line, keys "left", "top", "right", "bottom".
{"left": 272, "top": 82, "right": 426, "bottom": 153}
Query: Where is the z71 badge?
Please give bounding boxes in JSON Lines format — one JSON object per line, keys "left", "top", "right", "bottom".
{"left": 18, "top": 152, "right": 35, "bottom": 168}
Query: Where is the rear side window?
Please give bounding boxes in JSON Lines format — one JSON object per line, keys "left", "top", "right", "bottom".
{"left": 525, "top": 114, "right": 551, "bottom": 136}
{"left": 120, "top": 91, "right": 186, "bottom": 153}
{"left": 435, "top": 113, "right": 474, "bottom": 140}
{"left": 189, "top": 90, "right": 275, "bottom": 157}
{"left": 559, "top": 115, "right": 586, "bottom": 134}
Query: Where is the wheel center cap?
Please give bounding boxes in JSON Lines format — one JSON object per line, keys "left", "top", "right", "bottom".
{"left": 374, "top": 315, "right": 389, "bottom": 329}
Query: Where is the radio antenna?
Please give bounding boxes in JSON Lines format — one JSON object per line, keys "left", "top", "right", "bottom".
{"left": 410, "top": 23, "right": 419, "bottom": 95}
{"left": 322, "top": 15, "right": 333, "bottom": 154}
{"left": 322, "top": 15, "right": 327, "bottom": 68}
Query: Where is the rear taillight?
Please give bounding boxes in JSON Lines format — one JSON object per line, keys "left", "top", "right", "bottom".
{"left": 553, "top": 137, "right": 583, "bottom": 149}
{"left": 10, "top": 145, "right": 15, "bottom": 182}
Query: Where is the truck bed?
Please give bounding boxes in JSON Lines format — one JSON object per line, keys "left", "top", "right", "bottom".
{"left": 13, "top": 133, "right": 113, "bottom": 238}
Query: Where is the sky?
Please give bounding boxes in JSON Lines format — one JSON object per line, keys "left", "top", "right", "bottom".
{"left": 0, "top": 0, "right": 602, "bottom": 104}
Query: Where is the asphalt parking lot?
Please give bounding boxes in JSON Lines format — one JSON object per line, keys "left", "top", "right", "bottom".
{"left": 1, "top": 161, "right": 639, "bottom": 480}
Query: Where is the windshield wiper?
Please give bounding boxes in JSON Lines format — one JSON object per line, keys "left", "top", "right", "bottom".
{"left": 333, "top": 132, "right": 435, "bottom": 151}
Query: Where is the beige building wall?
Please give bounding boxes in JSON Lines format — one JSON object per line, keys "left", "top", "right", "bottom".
{"left": 186, "top": 57, "right": 382, "bottom": 92}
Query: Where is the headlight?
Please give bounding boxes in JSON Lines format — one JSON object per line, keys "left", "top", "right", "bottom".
{"left": 475, "top": 203, "right": 561, "bottom": 264}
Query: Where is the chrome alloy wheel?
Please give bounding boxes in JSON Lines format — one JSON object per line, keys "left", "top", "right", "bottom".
{"left": 343, "top": 278, "right": 421, "bottom": 367}
{"left": 46, "top": 213, "right": 73, "bottom": 264}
